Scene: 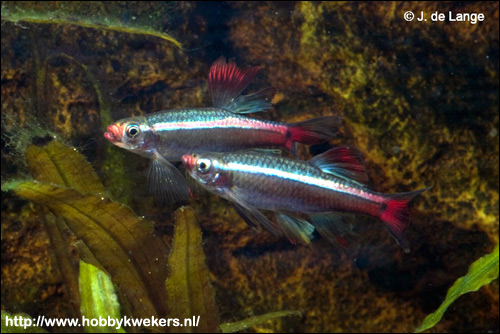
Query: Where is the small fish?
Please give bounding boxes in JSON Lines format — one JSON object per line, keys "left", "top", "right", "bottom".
{"left": 182, "top": 148, "right": 428, "bottom": 251}
{"left": 105, "top": 57, "right": 341, "bottom": 204}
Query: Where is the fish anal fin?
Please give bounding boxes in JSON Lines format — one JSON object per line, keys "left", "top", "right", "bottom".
{"left": 309, "top": 212, "right": 359, "bottom": 247}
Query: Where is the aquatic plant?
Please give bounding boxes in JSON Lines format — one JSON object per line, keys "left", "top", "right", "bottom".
{"left": 2, "top": 138, "right": 299, "bottom": 332}
{"left": 2, "top": 2, "right": 185, "bottom": 206}
{"left": 1, "top": 1, "right": 181, "bottom": 49}
{"left": 5, "top": 140, "right": 170, "bottom": 325}
{"left": 415, "top": 244, "right": 499, "bottom": 332}
{"left": 166, "top": 207, "right": 220, "bottom": 332}
{"left": 79, "top": 261, "right": 125, "bottom": 333}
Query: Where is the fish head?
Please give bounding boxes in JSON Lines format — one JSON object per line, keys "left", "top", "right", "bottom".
{"left": 104, "top": 117, "right": 156, "bottom": 155}
{"left": 182, "top": 152, "right": 230, "bottom": 193}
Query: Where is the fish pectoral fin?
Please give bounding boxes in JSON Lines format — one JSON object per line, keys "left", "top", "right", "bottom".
{"left": 208, "top": 56, "right": 274, "bottom": 113}
{"left": 231, "top": 203, "right": 261, "bottom": 230}
{"left": 225, "top": 192, "right": 282, "bottom": 238}
{"left": 308, "top": 146, "right": 369, "bottom": 186}
{"left": 275, "top": 212, "right": 315, "bottom": 245}
{"left": 148, "top": 151, "right": 190, "bottom": 205}
{"left": 309, "top": 213, "right": 359, "bottom": 247}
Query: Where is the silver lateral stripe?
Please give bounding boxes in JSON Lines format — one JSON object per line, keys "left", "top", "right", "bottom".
{"left": 153, "top": 119, "right": 256, "bottom": 132}
{"left": 224, "top": 162, "right": 349, "bottom": 194}
{"left": 222, "top": 161, "right": 384, "bottom": 203}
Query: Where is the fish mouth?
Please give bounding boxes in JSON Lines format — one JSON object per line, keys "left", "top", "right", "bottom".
{"left": 104, "top": 124, "right": 121, "bottom": 142}
{"left": 182, "top": 154, "right": 195, "bottom": 171}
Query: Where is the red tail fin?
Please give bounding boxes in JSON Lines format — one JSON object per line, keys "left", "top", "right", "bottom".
{"left": 286, "top": 116, "right": 342, "bottom": 148}
{"left": 380, "top": 188, "right": 429, "bottom": 252}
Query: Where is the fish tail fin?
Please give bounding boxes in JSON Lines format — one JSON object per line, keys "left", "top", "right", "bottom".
{"left": 380, "top": 187, "right": 430, "bottom": 252}
{"left": 286, "top": 116, "right": 342, "bottom": 149}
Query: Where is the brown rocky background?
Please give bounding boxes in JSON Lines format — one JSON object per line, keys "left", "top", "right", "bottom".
{"left": 2, "top": 2, "right": 498, "bottom": 332}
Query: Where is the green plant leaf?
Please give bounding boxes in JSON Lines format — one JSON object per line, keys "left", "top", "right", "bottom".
{"left": 165, "top": 206, "right": 220, "bottom": 333}
{"left": 219, "top": 310, "right": 302, "bottom": 333}
{"left": 1, "top": 2, "right": 181, "bottom": 49}
{"left": 79, "top": 261, "right": 126, "bottom": 333}
{"left": 25, "top": 140, "right": 106, "bottom": 195}
{"left": 4, "top": 180, "right": 170, "bottom": 325}
{"left": 415, "top": 244, "right": 499, "bottom": 333}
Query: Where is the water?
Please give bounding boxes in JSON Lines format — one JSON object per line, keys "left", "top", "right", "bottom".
{"left": 1, "top": 2, "right": 498, "bottom": 333}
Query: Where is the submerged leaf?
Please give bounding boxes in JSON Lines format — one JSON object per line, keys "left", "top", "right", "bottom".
{"left": 219, "top": 310, "right": 302, "bottom": 333}
{"left": 5, "top": 180, "right": 170, "bottom": 324}
{"left": 415, "top": 244, "right": 499, "bottom": 332}
{"left": 165, "top": 206, "right": 220, "bottom": 333}
{"left": 43, "top": 213, "right": 81, "bottom": 317}
{"left": 1, "top": 2, "right": 182, "bottom": 49}
{"left": 79, "top": 261, "right": 126, "bottom": 333}
{"left": 26, "top": 140, "right": 105, "bottom": 195}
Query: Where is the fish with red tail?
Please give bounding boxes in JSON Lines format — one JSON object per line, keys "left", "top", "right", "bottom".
{"left": 182, "top": 148, "right": 429, "bottom": 251}
{"left": 104, "top": 57, "right": 341, "bottom": 203}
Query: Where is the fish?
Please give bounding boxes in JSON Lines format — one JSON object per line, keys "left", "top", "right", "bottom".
{"left": 182, "top": 148, "right": 429, "bottom": 251}
{"left": 104, "top": 57, "right": 342, "bottom": 204}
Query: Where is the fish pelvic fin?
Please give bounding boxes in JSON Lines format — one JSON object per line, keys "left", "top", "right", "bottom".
{"left": 286, "top": 116, "right": 342, "bottom": 148}
{"left": 275, "top": 212, "right": 315, "bottom": 245}
{"left": 380, "top": 187, "right": 430, "bottom": 253}
{"left": 148, "top": 151, "right": 190, "bottom": 205}
{"left": 208, "top": 56, "right": 275, "bottom": 113}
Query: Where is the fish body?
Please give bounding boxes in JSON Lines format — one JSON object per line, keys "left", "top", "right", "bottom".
{"left": 183, "top": 149, "right": 428, "bottom": 250}
{"left": 105, "top": 107, "right": 337, "bottom": 162}
{"left": 104, "top": 57, "right": 341, "bottom": 203}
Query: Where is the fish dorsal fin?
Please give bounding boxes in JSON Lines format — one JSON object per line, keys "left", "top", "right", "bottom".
{"left": 208, "top": 56, "right": 274, "bottom": 114}
{"left": 309, "top": 147, "right": 369, "bottom": 185}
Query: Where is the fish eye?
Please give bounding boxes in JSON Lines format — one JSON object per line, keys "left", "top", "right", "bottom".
{"left": 126, "top": 124, "right": 140, "bottom": 138}
{"left": 197, "top": 158, "right": 212, "bottom": 174}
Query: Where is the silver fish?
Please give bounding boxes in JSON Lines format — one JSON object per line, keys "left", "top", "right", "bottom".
{"left": 182, "top": 148, "right": 428, "bottom": 251}
{"left": 105, "top": 57, "right": 341, "bottom": 204}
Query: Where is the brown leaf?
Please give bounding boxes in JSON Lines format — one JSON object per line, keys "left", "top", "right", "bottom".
{"left": 26, "top": 140, "right": 106, "bottom": 195}
{"left": 165, "top": 206, "right": 220, "bottom": 333}
{"left": 10, "top": 181, "right": 170, "bottom": 323}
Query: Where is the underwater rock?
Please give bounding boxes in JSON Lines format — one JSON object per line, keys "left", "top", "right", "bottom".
{"left": 1, "top": 1, "right": 498, "bottom": 333}
{"left": 220, "top": 1, "right": 499, "bottom": 332}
